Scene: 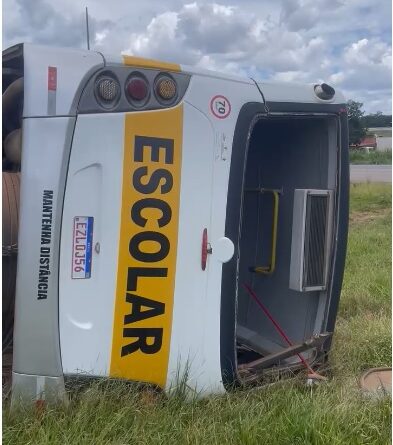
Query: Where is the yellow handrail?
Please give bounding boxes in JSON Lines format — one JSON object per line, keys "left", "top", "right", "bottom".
{"left": 252, "top": 190, "right": 279, "bottom": 275}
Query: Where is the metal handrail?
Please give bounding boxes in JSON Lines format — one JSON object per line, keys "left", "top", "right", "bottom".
{"left": 247, "top": 189, "right": 280, "bottom": 275}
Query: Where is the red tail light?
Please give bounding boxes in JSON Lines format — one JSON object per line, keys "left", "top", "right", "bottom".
{"left": 126, "top": 75, "right": 149, "bottom": 103}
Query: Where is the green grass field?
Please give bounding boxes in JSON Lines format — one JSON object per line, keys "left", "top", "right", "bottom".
{"left": 3, "top": 183, "right": 392, "bottom": 445}
{"left": 350, "top": 150, "right": 392, "bottom": 165}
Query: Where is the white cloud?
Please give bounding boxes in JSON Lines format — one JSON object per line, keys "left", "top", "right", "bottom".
{"left": 344, "top": 38, "right": 392, "bottom": 68}
{"left": 3, "top": 0, "right": 392, "bottom": 113}
{"left": 128, "top": 11, "right": 179, "bottom": 54}
{"left": 328, "top": 38, "right": 392, "bottom": 97}
{"left": 3, "top": 0, "right": 114, "bottom": 49}
{"left": 94, "top": 30, "right": 108, "bottom": 46}
{"left": 121, "top": 3, "right": 329, "bottom": 74}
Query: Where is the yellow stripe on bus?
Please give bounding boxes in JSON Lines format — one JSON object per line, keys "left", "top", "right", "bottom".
{"left": 123, "top": 55, "right": 180, "bottom": 72}
{"left": 110, "top": 106, "right": 183, "bottom": 387}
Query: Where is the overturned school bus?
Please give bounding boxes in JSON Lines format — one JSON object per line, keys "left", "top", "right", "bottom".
{"left": 3, "top": 43, "right": 349, "bottom": 405}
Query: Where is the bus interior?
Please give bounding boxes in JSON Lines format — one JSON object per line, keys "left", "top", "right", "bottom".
{"left": 236, "top": 115, "right": 339, "bottom": 382}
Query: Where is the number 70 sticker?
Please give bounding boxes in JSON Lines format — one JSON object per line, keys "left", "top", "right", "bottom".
{"left": 210, "top": 95, "right": 231, "bottom": 119}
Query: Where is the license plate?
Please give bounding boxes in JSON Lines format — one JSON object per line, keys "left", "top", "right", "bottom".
{"left": 72, "top": 216, "right": 94, "bottom": 279}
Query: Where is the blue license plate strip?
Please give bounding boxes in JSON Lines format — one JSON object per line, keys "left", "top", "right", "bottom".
{"left": 72, "top": 216, "right": 94, "bottom": 279}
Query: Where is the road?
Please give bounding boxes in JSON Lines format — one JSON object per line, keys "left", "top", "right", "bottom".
{"left": 350, "top": 165, "right": 391, "bottom": 183}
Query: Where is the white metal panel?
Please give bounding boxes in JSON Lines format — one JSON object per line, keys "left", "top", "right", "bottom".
{"left": 256, "top": 81, "right": 345, "bottom": 105}
{"left": 59, "top": 113, "right": 124, "bottom": 376}
{"left": 101, "top": 53, "right": 123, "bottom": 65}
{"left": 23, "top": 43, "right": 104, "bottom": 117}
{"left": 13, "top": 117, "right": 74, "bottom": 377}
{"left": 165, "top": 102, "right": 218, "bottom": 393}
{"left": 166, "top": 77, "right": 262, "bottom": 394}
{"left": 183, "top": 75, "right": 263, "bottom": 126}
{"left": 181, "top": 64, "right": 255, "bottom": 85}
{"left": 60, "top": 72, "right": 263, "bottom": 390}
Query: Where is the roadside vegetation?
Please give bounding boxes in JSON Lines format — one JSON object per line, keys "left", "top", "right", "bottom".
{"left": 3, "top": 183, "right": 391, "bottom": 445}
{"left": 350, "top": 150, "right": 392, "bottom": 165}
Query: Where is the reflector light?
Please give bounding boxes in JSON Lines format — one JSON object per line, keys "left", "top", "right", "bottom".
{"left": 201, "top": 228, "right": 208, "bottom": 271}
{"left": 156, "top": 76, "right": 177, "bottom": 101}
{"left": 97, "top": 78, "right": 119, "bottom": 102}
{"left": 127, "top": 77, "right": 148, "bottom": 101}
{"left": 314, "top": 83, "right": 335, "bottom": 100}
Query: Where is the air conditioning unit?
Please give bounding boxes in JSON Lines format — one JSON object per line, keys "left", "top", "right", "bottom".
{"left": 289, "top": 189, "right": 333, "bottom": 292}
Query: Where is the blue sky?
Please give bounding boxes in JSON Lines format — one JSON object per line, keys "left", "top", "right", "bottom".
{"left": 3, "top": 0, "right": 392, "bottom": 113}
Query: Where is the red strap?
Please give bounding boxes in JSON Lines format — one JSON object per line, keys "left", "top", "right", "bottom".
{"left": 243, "top": 282, "right": 315, "bottom": 374}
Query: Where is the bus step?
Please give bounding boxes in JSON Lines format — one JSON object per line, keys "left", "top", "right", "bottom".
{"left": 238, "top": 332, "right": 332, "bottom": 374}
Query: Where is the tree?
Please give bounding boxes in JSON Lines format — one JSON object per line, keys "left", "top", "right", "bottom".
{"left": 347, "top": 100, "right": 367, "bottom": 145}
{"left": 361, "top": 111, "right": 392, "bottom": 128}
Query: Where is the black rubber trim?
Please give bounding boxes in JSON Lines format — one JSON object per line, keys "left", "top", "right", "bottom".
{"left": 324, "top": 112, "right": 350, "bottom": 347}
{"left": 266, "top": 101, "right": 345, "bottom": 114}
{"left": 220, "top": 102, "right": 266, "bottom": 388}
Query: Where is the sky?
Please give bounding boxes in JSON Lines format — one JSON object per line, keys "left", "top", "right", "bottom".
{"left": 3, "top": 0, "right": 392, "bottom": 113}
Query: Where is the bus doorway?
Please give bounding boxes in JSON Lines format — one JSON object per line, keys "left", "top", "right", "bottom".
{"left": 235, "top": 114, "right": 343, "bottom": 382}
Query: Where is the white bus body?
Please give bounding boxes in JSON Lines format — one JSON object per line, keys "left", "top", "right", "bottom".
{"left": 2, "top": 43, "right": 349, "bottom": 405}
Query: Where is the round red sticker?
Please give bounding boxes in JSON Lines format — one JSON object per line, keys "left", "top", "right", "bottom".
{"left": 210, "top": 95, "right": 231, "bottom": 119}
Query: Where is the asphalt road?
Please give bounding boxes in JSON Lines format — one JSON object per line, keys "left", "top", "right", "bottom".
{"left": 350, "top": 164, "right": 392, "bottom": 183}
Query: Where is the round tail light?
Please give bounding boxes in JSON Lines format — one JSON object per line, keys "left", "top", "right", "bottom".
{"left": 155, "top": 75, "right": 177, "bottom": 102}
{"left": 95, "top": 74, "right": 120, "bottom": 109}
{"left": 97, "top": 78, "right": 120, "bottom": 102}
{"left": 127, "top": 78, "right": 148, "bottom": 100}
{"left": 126, "top": 74, "right": 150, "bottom": 106}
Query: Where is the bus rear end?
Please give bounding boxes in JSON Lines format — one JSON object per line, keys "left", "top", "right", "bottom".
{"left": 3, "top": 43, "right": 349, "bottom": 406}
{"left": 4, "top": 43, "right": 233, "bottom": 405}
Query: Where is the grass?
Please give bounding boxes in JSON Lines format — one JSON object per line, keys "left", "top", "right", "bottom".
{"left": 3, "top": 184, "right": 392, "bottom": 445}
{"left": 350, "top": 150, "right": 392, "bottom": 165}
{"left": 341, "top": 183, "right": 392, "bottom": 322}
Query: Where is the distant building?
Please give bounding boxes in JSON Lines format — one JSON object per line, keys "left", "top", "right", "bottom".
{"left": 350, "top": 127, "right": 392, "bottom": 152}
{"left": 350, "top": 136, "right": 377, "bottom": 151}
{"left": 367, "top": 127, "right": 392, "bottom": 152}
